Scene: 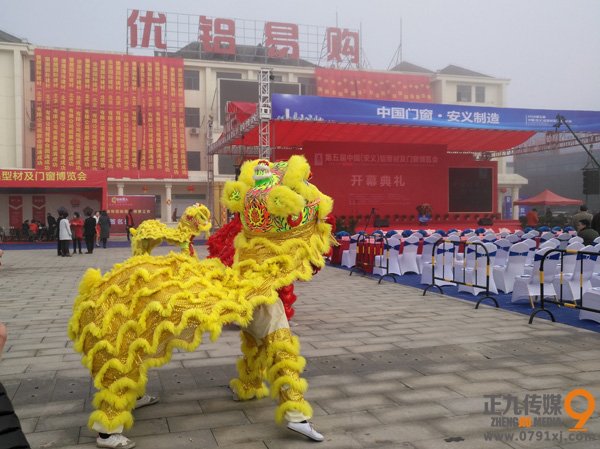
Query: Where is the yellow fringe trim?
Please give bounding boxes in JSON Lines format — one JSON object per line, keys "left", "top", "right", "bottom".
{"left": 276, "top": 400, "right": 314, "bottom": 424}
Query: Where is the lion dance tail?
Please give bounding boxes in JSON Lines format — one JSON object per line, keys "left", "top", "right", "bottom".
{"left": 67, "top": 254, "right": 258, "bottom": 433}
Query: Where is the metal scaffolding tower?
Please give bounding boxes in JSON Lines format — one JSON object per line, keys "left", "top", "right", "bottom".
{"left": 206, "top": 67, "right": 272, "bottom": 227}
{"left": 258, "top": 68, "right": 272, "bottom": 160}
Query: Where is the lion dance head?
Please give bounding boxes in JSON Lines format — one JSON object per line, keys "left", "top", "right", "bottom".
{"left": 221, "top": 155, "right": 334, "bottom": 272}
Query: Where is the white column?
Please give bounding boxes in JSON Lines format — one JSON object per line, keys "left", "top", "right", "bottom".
{"left": 512, "top": 187, "right": 520, "bottom": 220}
{"left": 165, "top": 184, "right": 172, "bottom": 222}
{"left": 117, "top": 183, "right": 125, "bottom": 196}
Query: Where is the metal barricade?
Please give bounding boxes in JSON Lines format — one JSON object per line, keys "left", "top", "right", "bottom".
{"left": 349, "top": 233, "right": 385, "bottom": 276}
{"left": 372, "top": 236, "right": 400, "bottom": 284}
{"left": 530, "top": 248, "right": 600, "bottom": 323}
{"left": 423, "top": 239, "right": 498, "bottom": 308}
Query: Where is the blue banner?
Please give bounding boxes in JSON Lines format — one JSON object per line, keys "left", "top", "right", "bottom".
{"left": 271, "top": 94, "right": 600, "bottom": 132}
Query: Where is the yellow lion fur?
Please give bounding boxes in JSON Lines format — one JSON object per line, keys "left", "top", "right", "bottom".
{"left": 68, "top": 156, "right": 334, "bottom": 432}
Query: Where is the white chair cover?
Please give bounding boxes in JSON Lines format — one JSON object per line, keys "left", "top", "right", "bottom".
{"left": 399, "top": 233, "right": 421, "bottom": 274}
{"left": 493, "top": 241, "right": 529, "bottom": 293}
{"left": 506, "top": 234, "right": 520, "bottom": 244}
{"left": 421, "top": 241, "right": 456, "bottom": 286}
{"left": 458, "top": 242, "right": 498, "bottom": 295}
{"left": 493, "top": 238, "right": 511, "bottom": 267}
{"left": 341, "top": 233, "right": 360, "bottom": 268}
{"left": 416, "top": 233, "right": 441, "bottom": 273}
{"left": 512, "top": 247, "right": 560, "bottom": 304}
{"left": 555, "top": 245, "right": 598, "bottom": 302}
{"left": 579, "top": 288, "right": 600, "bottom": 323}
{"left": 373, "top": 237, "right": 401, "bottom": 277}
{"left": 557, "top": 233, "right": 571, "bottom": 250}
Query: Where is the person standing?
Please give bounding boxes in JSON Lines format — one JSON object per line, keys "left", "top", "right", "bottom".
{"left": 592, "top": 209, "right": 600, "bottom": 234}
{"left": 94, "top": 211, "right": 101, "bottom": 247}
{"left": 125, "top": 209, "right": 135, "bottom": 242}
{"left": 59, "top": 212, "right": 73, "bottom": 257}
{"left": 56, "top": 212, "right": 64, "bottom": 256}
{"left": 525, "top": 208, "right": 539, "bottom": 227}
{"left": 71, "top": 212, "right": 84, "bottom": 254}
{"left": 47, "top": 212, "right": 57, "bottom": 239}
{"left": 572, "top": 205, "right": 593, "bottom": 229}
{"left": 98, "top": 210, "right": 111, "bottom": 248}
{"left": 84, "top": 209, "right": 97, "bottom": 254}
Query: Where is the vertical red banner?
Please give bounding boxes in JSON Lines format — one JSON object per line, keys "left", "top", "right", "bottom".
{"left": 154, "top": 63, "right": 167, "bottom": 177}
{"left": 8, "top": 196, "right": 23, "bottom": 228}
{"left": 32, "top": 196, "right": 46, "bottom": 223}
{"left": 122, "top": 60, "right": 131, "bottom": 175}
{"left": 176, "top": 66, "right": 186, "bottom": 177}
{"left": 130, "top": 60, "right": 139, "bottom": 174}
{"left": 114, "top": 59, "right": 122, "bottom": 173}
{"left": 91, "top": 57, "right": 99, "bottom": 170}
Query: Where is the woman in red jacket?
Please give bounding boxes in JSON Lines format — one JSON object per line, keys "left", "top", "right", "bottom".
{"left": 71, "top": 212, "right": 84, "bottom": 254}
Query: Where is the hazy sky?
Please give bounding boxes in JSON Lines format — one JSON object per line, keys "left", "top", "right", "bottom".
{"left": 2, "top": 0, "right": 599, "bottom": 111}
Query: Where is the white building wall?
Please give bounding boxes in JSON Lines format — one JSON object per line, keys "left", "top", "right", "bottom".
{"left": 0, "top": 43, "right": 26, "bottom": 168}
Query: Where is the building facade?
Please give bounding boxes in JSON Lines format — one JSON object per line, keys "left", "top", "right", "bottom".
{"left": 0, "top": 25, "right": 524, "bottom": 230}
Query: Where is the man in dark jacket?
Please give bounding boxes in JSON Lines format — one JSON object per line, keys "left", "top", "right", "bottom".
{"left": 576, "top": 218, "right": 600, "bottom": 246}
{"left": 46, "top": 213, "right": 57, "bottom": 240}
{"left": 125, "top": 209, "right": 134, "bottom": 242}
{"left": 83, "top": 208, "right": 97, "bottom": 254}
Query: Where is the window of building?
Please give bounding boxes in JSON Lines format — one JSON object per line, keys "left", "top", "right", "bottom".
{"left": 270, "top": 74, "right": 283, "bottom": 82}
{"left": 30, "top": 100, "right": 36, "bottom": 123}
{"left": 184, "top": 70, "right": 200, "bottom": 90}
{"left": 187, "top": 152, "right": 201, "bottom": 171}
{"left": 456, "top": 85, "right": 472, "bottom": 102}
{"left": 218, "top": 154, "right": 236, "bottom": 175}
{"left": 30, "top": 60, "right": 35, "bottom": 82}
{"left": 505, "top": 160, "right": 514, "bottom": 174}
{"left": 216, "top": 71, "right": 243, "bottom": 80}
{"left": 298, "top": 76, "right": 317, "bottom": 96}
{"left": 185, "top": 107, "right": 201, "bottom": 127}
{"left": 475, "top": 86, "right": 486, "bottom": 103}
{"left": 31, "top": 147, "right": 36, "bottom": 168}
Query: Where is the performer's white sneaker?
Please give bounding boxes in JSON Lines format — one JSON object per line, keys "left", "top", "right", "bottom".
{"left": 287, "top": 421, "right": 325, "bottom": 442}
{"left": 134, "top": 394, "right": 159, "bottom": 409}
{"left": 96, "top": 434, "right": 136, "bottom": 449}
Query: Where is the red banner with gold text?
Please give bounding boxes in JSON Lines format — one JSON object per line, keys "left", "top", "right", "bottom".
{"left": 34, "top": 49, "right": 187, "bottom": 179}
{"left": 315, "top": 67, "right": 433, "bottom": 103}
{"left": 9, "top": 196, "right": 23, "bottom": 228}
{"left": 32, "top": 196, "right": 46, "bottom": 223}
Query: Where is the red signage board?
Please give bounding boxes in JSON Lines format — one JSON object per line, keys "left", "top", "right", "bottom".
{"left": 0, "top": 169, "right": 106, "bottom": 188}
{"left": 32, "top": 196, "right": 46, "bottom": 223}
{"left": 277, "top": 142, "right": 496, "bottom": 219}
{"left": 106, "top": 195, "right": 156, "bottom": 234}
{"left": 315, "top": 68, "right": 433, "bottom": 102}
{"left": 8, "top": 196, "right": 23, "bottom": 228}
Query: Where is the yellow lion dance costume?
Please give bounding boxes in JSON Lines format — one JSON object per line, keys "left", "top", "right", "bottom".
{"left": 68, "top": 155, "right": 334, "bottom": 444}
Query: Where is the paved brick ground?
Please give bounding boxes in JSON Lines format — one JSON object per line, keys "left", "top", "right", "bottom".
{"left": 1, "top": 244, "right": 600, "bottom": 448}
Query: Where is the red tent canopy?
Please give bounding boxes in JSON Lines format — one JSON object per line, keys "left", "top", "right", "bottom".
{"left": 513, "top": 189, "right": 582, "bottom": 206}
